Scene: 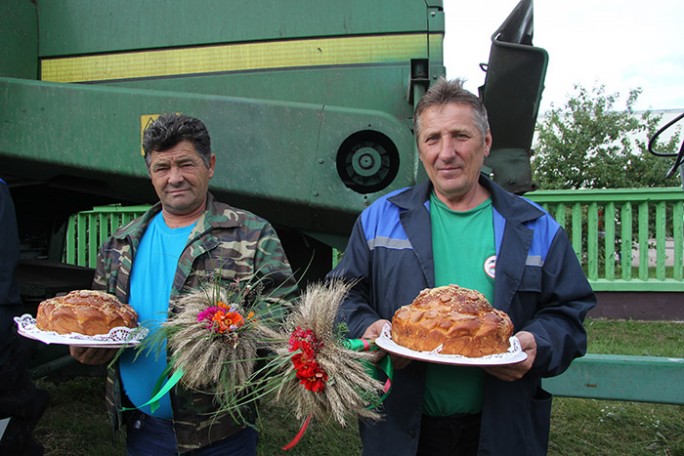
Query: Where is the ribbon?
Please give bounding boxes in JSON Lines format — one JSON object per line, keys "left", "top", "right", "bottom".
{"left": 342, "top": 338, "right": 373, "bottom": 352}
{"left": 376, "top": 354, "right": 393, "bottom": 399}
{"left": 281, "top": 415, "right": 312, "bottom": 451}
{"left": 343, "top": 338, "right": 393, "bottom": 400}
{"left": 121, "top": 368, "right": 184, "bottom": 414}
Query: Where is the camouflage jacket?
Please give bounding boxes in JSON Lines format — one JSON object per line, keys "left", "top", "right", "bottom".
{"left": 94, "top": 193, "right": 297, "bottom": 453}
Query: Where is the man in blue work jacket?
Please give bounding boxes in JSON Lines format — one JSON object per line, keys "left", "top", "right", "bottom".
{"left": 330, "top": 78, "right": 596, "bottom": 456}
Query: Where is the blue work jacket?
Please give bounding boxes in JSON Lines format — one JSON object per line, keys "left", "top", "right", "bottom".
{"left": 330, "top": 176, "right": 596, "bottom": 456}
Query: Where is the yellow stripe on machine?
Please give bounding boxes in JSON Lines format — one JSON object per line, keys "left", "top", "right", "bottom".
{"left": 41, "top": 33, "right": 442, "bottom": 83}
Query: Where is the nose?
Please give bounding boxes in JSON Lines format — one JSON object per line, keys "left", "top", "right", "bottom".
{"left": 168, "top": 165, "right": 184, "bottom": 185}
{"left": 438, "top": 134, "right": 457, "bottom": 160}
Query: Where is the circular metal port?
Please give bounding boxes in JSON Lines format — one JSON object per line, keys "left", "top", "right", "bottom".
{"left": 336, "top": 130, "right": 399, "bottom": 194}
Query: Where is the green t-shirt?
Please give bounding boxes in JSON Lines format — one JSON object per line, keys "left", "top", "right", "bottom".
{"left": 423, "top": 193, "right": 496, "bottom": 416}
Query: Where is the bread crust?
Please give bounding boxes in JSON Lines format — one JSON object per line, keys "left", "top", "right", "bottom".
{"left": 35, "top": 290, "right": 138, "bottom": 336}
{"left": 391, "top": 285, "right": 513, "bottom": 357}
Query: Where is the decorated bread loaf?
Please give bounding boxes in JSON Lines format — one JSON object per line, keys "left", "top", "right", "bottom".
{"left": 391, "top": 285, "right": 513, "bottom": 357}
{"left": 36, "top": 290, "right": 137, "bottom": 336}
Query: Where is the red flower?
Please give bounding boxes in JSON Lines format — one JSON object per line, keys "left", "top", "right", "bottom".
{"left": 289, "top": 326, "right": 328, "bottom": 393}
{"left": 291, "top": 353, "right": 306, "bottom": 370}
{"left": 295, "top": 361, "right": 328, "bottom": 393}
{"left": 289, "top": 327, "right": 321, "bottom": 354}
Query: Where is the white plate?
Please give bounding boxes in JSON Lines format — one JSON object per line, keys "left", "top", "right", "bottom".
{"left": 14, "top": 314, "right": 148, "bottom": 348}
{"left": 375, "top": 323, "right": 527, "bottom": 366}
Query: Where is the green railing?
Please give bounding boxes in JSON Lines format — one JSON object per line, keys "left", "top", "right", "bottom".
{"left": 527, "top": 187, "right": 684, "bottom": 292}
{"left": 63, "top": 204, "right": 149, "bottom": 267}
{"left": 527, "top": 187, "right": 684, "bottom": 405}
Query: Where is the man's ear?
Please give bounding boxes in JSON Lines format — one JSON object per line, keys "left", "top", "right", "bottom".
{"left": 208, "top": 154, "right": 216, "bottom": 178}
{"left": 483, "top": 131, "right": 493, "bottom": 157}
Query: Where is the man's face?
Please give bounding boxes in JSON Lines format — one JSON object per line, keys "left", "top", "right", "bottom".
{"left": 147, "top": 140, "right": 215, "bottom": 216}
{"left": 417, "top": 102, "right": 492, "bottom": 206}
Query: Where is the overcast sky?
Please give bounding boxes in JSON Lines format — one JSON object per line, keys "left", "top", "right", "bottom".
{"left": 443, "top": 0, "right": 684, "bottom": 113}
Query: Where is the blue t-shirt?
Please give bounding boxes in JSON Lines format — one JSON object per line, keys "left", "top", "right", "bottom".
{"left": 119, "top": 212, "right": 196, "bottom": 419}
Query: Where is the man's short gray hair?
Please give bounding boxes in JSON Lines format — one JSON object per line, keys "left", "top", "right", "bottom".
{"left": 413, "top": 77, "right": 490, "bottom": 143}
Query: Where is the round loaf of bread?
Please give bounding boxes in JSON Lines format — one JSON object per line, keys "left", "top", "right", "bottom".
{"left": 35, "top": 290, "right": 138, "bottom": 336}
{"left": 391, "top": 285, "right": 513, "bottom": 357}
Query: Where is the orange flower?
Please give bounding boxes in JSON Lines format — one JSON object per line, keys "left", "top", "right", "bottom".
{"left": 212, "top": 309, "right": 245, "bottom": 334}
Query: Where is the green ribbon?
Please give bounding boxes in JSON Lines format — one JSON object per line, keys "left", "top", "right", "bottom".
{"left": 121, "top": 369, "right": 184, "bottom": 414}
{"left": 376, "top": 354, "right": 393, "bottom": 401}
{"left": 342, "top": 338, "right": 376, "bottom": 352}
{"left": 343, "top": 338, "right": 393, "bottom": 401}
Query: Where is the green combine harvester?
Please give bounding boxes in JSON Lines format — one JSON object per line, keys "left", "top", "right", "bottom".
{"left": 0, "top": 0, "right": 546, "bottom": 286}
{"left": 0, "top": 0, "right": 555, "bottom": 381}
{"left": 2, "top": 0, "right": 682, "bottom": 409}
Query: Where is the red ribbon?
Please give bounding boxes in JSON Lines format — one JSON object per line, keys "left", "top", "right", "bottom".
{"left": 281, "top": 415, "right": 312, "bottom": 451}
{"left": 281, "top": 338, "right": 393, "bottom": 450}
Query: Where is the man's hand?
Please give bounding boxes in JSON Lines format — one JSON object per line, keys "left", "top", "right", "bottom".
{"left": 482, "top": 331, "right": 536, "bottom": 381}
{"left": 362, "top": 319, "right": 413, "bottom": 370}
{"left": 69, "top": 346, "right": 117, "bottom": 365}
{"left": 361, "top": 319, "right": 390, "bottom": 340}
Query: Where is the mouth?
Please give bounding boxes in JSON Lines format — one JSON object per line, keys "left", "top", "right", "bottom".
{"left": 437, "top": 166, "right": 462, "bottom": 174}
{"left": 166, "top": 188, "right": 189, "bottom": 197}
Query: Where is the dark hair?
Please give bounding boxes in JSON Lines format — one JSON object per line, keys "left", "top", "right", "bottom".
{"left": 413, "top": 77, "right": 490, "bottom": 143}
{"left": 142, "top": 113, "right": 212, "bottom": 167}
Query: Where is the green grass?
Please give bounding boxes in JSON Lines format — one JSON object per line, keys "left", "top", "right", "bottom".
{"left": 549, "top": 398, "right": 684, "bottom": 456}
{"left": 585, "top": 319, "right": 684, "bottom": 356}
{"left": 33, "top": 319, "right": 684, "bottom": 455}
{"left": 34, "top": 375, "right": 125, "bottom": 456}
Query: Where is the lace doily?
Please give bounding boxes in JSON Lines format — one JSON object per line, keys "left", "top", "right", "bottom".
{"left": 14, "top": 314, "right": 148, "bottom": 347}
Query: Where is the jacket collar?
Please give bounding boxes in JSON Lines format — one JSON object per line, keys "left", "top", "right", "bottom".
{"left": 195, "top": 192, "right": 242, "bottom": 230}
{"left": 113, "top": 192, "right": 242, "bottom": 241}
{"left": 389, "top": 174, "right": 544, "bottom": 223}
{"left": 387, "top": 180, "right": 431, "bottom": 210}
{"left": 480, "top": 176, "right": 544, "bottom": 224}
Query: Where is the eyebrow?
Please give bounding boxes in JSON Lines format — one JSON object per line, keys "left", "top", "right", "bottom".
{"left": 153, "top": 156, "right": 199, "bottom": 166}
{"left": 422, "top": 126, "right": 472, "bottom": 138}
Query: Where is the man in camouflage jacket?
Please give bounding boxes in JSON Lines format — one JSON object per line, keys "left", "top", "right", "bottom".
{"left": 70, "top": 114, "right": 297, "bottom": 454}
{"left": 95, "top": 193, "right": 296, "bottom": 452}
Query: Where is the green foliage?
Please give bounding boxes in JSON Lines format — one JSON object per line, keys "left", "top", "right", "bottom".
{"left": 532, "top": 84, "right": 682, "bottom": 189}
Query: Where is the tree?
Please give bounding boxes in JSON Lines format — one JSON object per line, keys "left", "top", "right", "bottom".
{"left": 531, "top": 84, "right": 682, "bottom": 190}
